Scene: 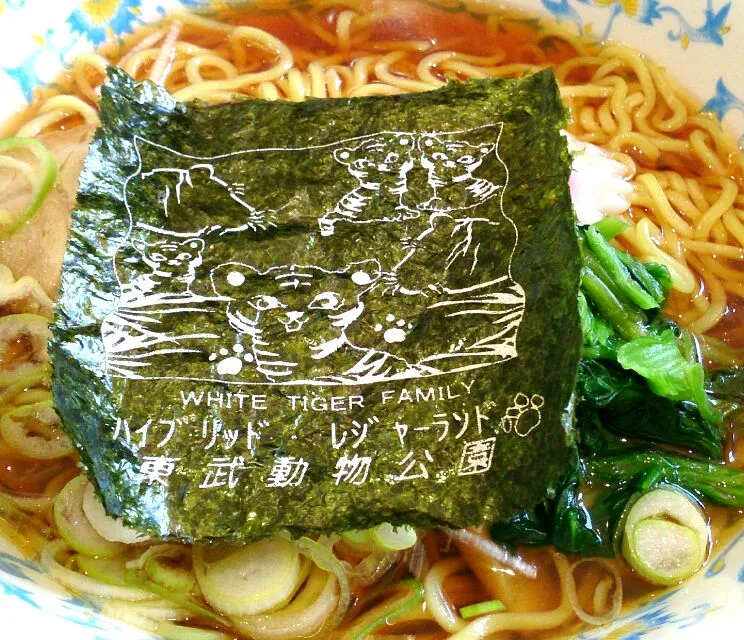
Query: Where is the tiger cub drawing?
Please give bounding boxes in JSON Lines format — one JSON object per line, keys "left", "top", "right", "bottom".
{"left": 210, "top": 260, "right": 431, "bottom": 383}
{"left": 119, "top": 236, "right": 205, "bottom": 306}
{"left": 417, "top": 133, "right": 501, "bottom": 212}
{"left": 317, "top": 133, "right": 416, "bottom": 236}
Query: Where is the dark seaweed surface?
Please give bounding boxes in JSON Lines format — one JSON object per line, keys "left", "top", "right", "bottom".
{"left": 50, "top": 68, "right": 581, "bottom": 541}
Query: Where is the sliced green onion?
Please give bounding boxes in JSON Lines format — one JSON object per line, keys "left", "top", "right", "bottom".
{"left": 154, "top": 622, "right": 232, "bottom": 640}
{"left": 0, "top": 399, "right": 74, "bottom": 459}
{"left": 231, "top": 564, "right": 338, "bottom": 640}
{"left": 96, "top": 597, "right": 190, "bottom": 623}
{"left": 0, "top": 492, "right": 48, "bottom": 554}
{"left": 77, "top": 554, "right": 132, "bottom": 587}
{"left": 338, "top": 578, "right": 424, "bottom": 640}
{"left": 53, "top": 475, "right": 126, "bottom": 557}
{"left": 0, "top": 364, "right": 50, "bottom": 411}
{"left": 621, "top": 486, "right": 708, "bottom": 586}
{"left": 0, "top": 137, "right": 57, "bottom": 238}
{"left": 193, "top": 537, "right": 303, "bottom": 617}
{"left": 295, "top": 536, "right": 352, "bottom": 635}
{"left": 370, "top": 522, "right": 418, "bottom": 551}
{"left": 340, "top": 529, "right": 372, "bottom": 546}
{"left": 40, "top": 539, "right": 152, "bottom": 600}
{"left": 128, "top": 544, "right": 194, "bottom": 592}
{"left": 145, "top": 548, "right": 195, "bottom": 593}
{"left": 0, "top": 314, "right": 52, "bottom": 386}
{"left": 459, "top": 599, "right": 506, "bottom": 619}
{"left": 124, "top": 567, "right": 230, "bottom": 627}
{"left": 345, "top": 548, "right": 399, "bottom": 587}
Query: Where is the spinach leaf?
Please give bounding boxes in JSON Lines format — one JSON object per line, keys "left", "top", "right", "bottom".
{"left": 577, "top": 290, "right": 619, "bottom": 360}
{"left": 584, "top": 226, "right": 659, "bottom": 311}
{"left": 616, "top": 329, "right": 718, "bottom": 422}
{"left": 708, "top": 366, "right": 744, "bottom": 403}
{"left": 585, "top": 452, "right": 744, "bottom": 508}
{"left": 550, "top": 461, "right": 609, "bottom": 556}
{"left": 489, "top": 507, "right": 550, "bottom": 547}
{"left": 490, "top": 451, "right": 637, "bottom": 557}
{"left": 576, "top": 359, "right": 724, "bottom": 459}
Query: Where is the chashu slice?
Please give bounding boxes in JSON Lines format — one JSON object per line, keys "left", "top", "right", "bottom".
{"left": 0, "top": 124, "right": 95, "bottom": 299}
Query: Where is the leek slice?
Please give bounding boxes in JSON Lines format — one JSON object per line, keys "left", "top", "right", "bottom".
{"left": 295, "top": 536, "right": 352, "bottom": 635}
{"left": 621, "top": 486, "right": 708, "bottom": 585}
{"left": 370, "top": 523, "right": 418, "bottom": 551}
{"left": 77, "top": 554, "right": 132, "bottom": 586}
{"left": 0, "top": 364, "right": 50, "bottom": 411}
{"left": 133, "top": 544, "right": 196, "bottom": 593}
{"left": 340, "top": 529, "right": 372, "bottom": 546}
{"left": 460, "top": 599, "right": 507, "bottom": 619}
{"left": 337, "top": 578, "right": 424, "bottom": 640}
{"left": 53, "top": 475, "right": 126, "bottom": 557}
{"left": 193, "top": 537, "right": 303, "bottom": 617}
{"left": 82, "top": 480, "right": 149, "bottom": 544}
{"left": 0, "top": 137, "right": 57, "bottom": 238}
{"left": 232, "top": 565, "right": 339, "bottom": 640}
{"left": 0, "top": 314, "right": 51, "bottom": 385}
{"left": 154, "top": 622, "right": 232, "bottom": 640}
{"left": 40, "top": 539, "right": 153, "bottom": 601}
{"left": 342, "top": 523, "right": 417, "bottom": 552}
{"left": 123, "top": 568, "right": 230, "bottom": 627}
{"left": 1, "top": 399, "right": 74, "bottom": 459}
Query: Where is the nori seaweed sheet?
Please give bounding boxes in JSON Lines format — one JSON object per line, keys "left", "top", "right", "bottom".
{"left": 51, "top": 68, "right": 581, "bottom": 541}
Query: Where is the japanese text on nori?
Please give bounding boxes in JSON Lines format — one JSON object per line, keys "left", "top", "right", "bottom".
{"left": 51, "top": 68, "right": 582, "bottom": 541}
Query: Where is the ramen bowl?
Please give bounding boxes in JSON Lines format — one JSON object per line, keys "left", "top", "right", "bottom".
{"left": 0, "top": 0, "right": 743, "bottom": 638}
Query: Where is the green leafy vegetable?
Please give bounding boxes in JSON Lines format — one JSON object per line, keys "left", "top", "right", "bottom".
{"left": 584, "top": 226, "right": 659, "bottom": 311}
{"left": 490, "top": 223, "right": 740, "bottom": 556}
{"left": 51, "top": 68, "right": 581, "bottom": 541}
{"left": 580, "top": 259, "right": 648, "bottom": 342}
{"left": 616, "top": 253, "right": 668, "bottom": 308}
{"left": 576, "top": 359, "right": 723, "bottom": 459}
{"left": 489, "top": 507, "right": 550, "bottom": 548}
{"left": 491, "top": 450, "right": 638, "bottom": 557}
{"left": 708, "top": 366, "right": 744, "bottom": 403}
{"left": 616, "top": 329, "right": 719, "bottom": 424}
{"left": 585, "top": 452, "right": 744, "bottom": 508}
{"left": 593, "top": 216, "right": 629, "bottom": 240}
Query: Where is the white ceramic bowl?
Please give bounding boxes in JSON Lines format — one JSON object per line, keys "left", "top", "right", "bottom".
{"left": 0, "top": 1, "right": 742, "bottom": 638}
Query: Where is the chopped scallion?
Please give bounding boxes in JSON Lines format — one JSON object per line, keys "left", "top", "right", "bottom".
{"left": 459, "top": 599, "right": 507, "bottom": 619}
{"left": 370, "top": 522, "right": 418, "bottom": 551}
{"left": 621, "top": 486, "right": 708, "bottom": 586}
{"left": 0, "top": 137, "right": 57, "bottom": 238}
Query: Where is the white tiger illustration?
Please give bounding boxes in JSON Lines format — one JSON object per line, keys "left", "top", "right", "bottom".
{"left": 210, "top": 259, "right": 434, "bottom": 383}
{"left": 417, "top": 133, "right": 501, "bottom": 212}
{"left": 138, "top": 162, "right": 277, "bottom": 235}
{"left": 119, "top": 236, "right": 205, "bottom": 306}
{"left": 317, "top": 133, "right": 416, "bottom": 236}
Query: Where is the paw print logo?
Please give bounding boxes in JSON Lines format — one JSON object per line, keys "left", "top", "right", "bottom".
{"left": 500, "top": 392, "right": 544, "bottom": 437}
{"left": 374, "top": 314, "right": 413, "bottom": 344}
{"left": 209, "top": 343, "right": 254, "bottom": 376}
